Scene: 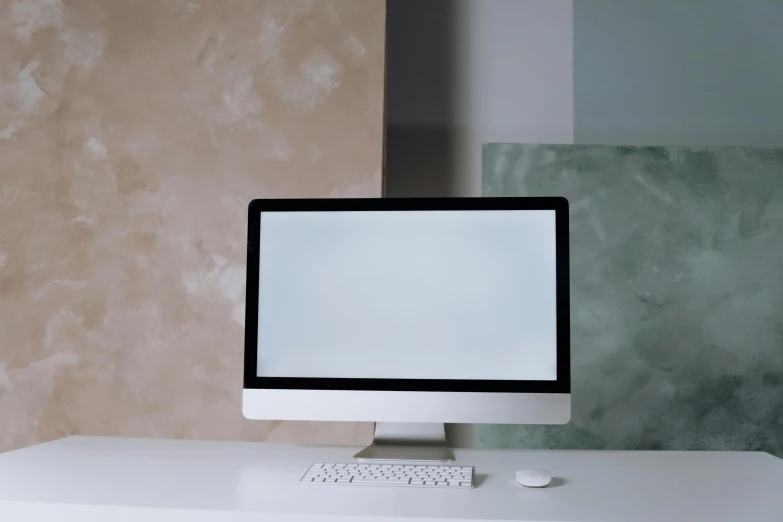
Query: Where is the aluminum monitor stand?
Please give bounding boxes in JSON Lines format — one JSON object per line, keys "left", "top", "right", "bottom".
{"left": 353, "top": 423, "right": 455, "bottom": 462}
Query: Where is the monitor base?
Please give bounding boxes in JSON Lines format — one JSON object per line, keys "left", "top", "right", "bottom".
{"left": 353, "top": 422, "right": 455, "bottom": 462}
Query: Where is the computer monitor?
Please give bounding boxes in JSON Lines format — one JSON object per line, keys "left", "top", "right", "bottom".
{"left": 243, "top": 198, "right": 570, "bottom": 461}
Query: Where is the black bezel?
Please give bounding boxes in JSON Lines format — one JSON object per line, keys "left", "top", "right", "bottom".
{"left": 244, "top": 198, "right": 570, "bottom": 394}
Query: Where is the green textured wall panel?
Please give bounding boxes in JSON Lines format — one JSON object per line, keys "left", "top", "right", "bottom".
{"left": 482, "top": 143, "right": 783, "bottom": 455}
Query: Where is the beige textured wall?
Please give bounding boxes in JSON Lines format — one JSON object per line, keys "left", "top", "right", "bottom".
{"left": 0, "top": 0, "right": 384, "bottom": 452}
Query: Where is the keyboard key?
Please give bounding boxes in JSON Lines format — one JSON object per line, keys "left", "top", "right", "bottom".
{"left": 353, "top": 478, "right": 410, "bottom": 485}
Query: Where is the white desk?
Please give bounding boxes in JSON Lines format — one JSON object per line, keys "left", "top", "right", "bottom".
{"left": 0, "top": 436, "right": 781, "bottom": 521}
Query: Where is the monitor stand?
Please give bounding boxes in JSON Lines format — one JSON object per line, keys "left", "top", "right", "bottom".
{"left": 353, "top": 422, "right": 455, "bottom": 462}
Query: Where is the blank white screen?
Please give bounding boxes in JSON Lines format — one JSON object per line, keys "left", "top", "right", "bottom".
{"left": 257, "top": 210, "right": 557, "bottom": 381}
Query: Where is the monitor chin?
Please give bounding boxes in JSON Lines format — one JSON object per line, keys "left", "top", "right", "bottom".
{"left": 242, "top": 389, "right": 571, "bottom": 425}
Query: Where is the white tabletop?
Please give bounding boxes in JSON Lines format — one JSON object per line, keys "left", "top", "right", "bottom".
{"left": 1, "top": 436, "right": 781, "bottom": 521}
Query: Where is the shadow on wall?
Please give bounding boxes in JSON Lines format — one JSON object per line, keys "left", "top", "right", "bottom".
{"left": 385, "top": 0, "right": 460, "bottom": 197}
{"left": 482, "top": 143, "right": 783, "bottom": 456}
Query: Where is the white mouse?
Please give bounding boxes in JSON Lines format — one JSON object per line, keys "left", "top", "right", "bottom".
{"left": 516, "top": 469, "right": 551, "bottom": 488}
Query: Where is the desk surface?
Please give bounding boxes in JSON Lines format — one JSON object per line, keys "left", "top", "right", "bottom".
{"left": 1, "top": 436, "right": 781, "bottom": 522}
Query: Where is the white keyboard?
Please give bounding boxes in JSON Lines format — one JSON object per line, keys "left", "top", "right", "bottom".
{"left": 301, "top": 462, "right": 475, "bottom": 488}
